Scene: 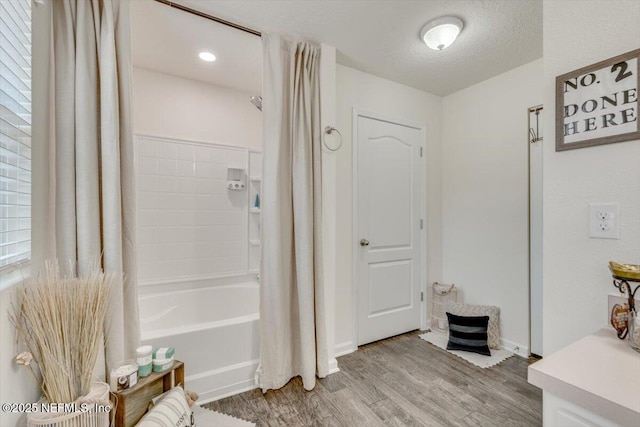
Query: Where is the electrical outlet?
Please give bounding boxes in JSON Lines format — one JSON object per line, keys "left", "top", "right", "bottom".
{"left": 589, "top": 203, "right": 620, "bottom": 239}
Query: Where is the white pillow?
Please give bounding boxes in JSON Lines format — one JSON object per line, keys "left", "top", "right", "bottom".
{"left": 137, "top": 386, "right": 194, "bottom": 427}
{"left": 447, "top": 302, "right": 500, "bottom": 349}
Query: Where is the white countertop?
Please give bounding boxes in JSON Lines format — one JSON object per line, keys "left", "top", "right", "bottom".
{"left": 528, "top": 328, "right": 640, "bottom": 426}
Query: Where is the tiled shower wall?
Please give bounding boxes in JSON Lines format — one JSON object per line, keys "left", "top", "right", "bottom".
{"left": 136, "top": 136, "right": 248, "bottom": 283}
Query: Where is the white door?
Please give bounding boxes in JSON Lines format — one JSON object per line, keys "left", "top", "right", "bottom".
{"left": 355, "top": 113, "right": 423, "bottom": 346}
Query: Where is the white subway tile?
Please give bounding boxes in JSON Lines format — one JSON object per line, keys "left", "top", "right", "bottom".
{"left": 193, "top": 210, "right": 223, "bottom": 226}
{"left": 157, "top": 176, "right": 178, "bottom": 193}
{"left": 211, "top": 149, "right": 227, "bottom": 163}
{"left": 227, "top": 256, "right": 244, "bottom": 272}
{"left": 138, "top": 140, "right": 157, "bottom": 158}
{"left": 211, "top": 163, "right": 227, "bottom": 180}
{"left": 158, "top": 158, "right": 177, "bottom": 176}
{"left": 138, "top": 261, "right": 158, "bottom": 281}
{"left": 177, "top": 160, "right": 195, "bottom": 177}
{"left": 138, "top": 192, "right": 158, "bottom": 210}
{"left": 157, "top": 210, "right": 178, "bottom": 226}
{"left": 191, "top": 258, "right": 210, "bottom": 275}
{"left": 226, "top": 150, "right": 246, "bottom": 167}
{"left": 231, "top": 211, "right": 247, "bottom": 225}
{"left": 176, "top": 260, "right": 192, "bottom": 277}
{"left": 157, "top": 226, "right": 181, "bottom": 244}
{"left": 137, "top": 244, "right": 158, "bottom": 263}
{"left": 192, "top": 242, "right": 213, "bottom": 255}
{"left": 194, "top": 145, "right": 212, "bottom": 162}
{"left": 137, "top": 141, "right": 251, "bottom": 281}
{"left": 211, "top": 180, "right": 228, "bottom": 195}
{"left": 138, "top": 157, "right": 158, "bottom": 175}
{"left": 155, "top": 260, "right": 178, "bottom": 278}
{"left": 227, "top": 240, "right": 244, "bottom": 256}
{"left": 177, "top": 210, "right": 196, "bottom": 226}
{"left": 165, "top": 194, "right": 196, "bottom": 211}
{"left": 176, "top": 177, "right": 195, "bottom": 194}
{"left": 177, "top": 144, "right": 195, "bottom": 161}
{"left": 138, "top": 174, "right": 158, "bottom": 192}
{"left": 156, "top": 243, "right": 179, "bottom": 261}
{"left": 194, "top": 194, "right": 213, "bottom": 210}
{"left": 158, "top": 193, "right": 183, "bottom": 210}
{"left": 138, "top": 209, "right": 158, "bottom": 226}
{"left": 194, "top": 162, "right": 213, "bottom": 179}
{"left": 137, "top": 226, "right": 157, "bottom": 244}
{"left": 195, "top": 179, "right": 215, "bottom": 194}
{"left": 157, "top": 142, "right": 178, "bottom": 159}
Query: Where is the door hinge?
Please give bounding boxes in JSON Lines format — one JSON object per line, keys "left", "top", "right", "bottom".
{"left": 421, "top": 291, "right": 424, "bottom": 302}
{"left": 420, "top": 219, "right": 424, "bottom": 229}
{"left": 420, "top": 147, "right": 424, "bottom": 157}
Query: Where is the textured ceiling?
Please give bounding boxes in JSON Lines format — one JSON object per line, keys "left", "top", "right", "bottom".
{"left": 132, "top": 0, "right": 542, "bottom": 97}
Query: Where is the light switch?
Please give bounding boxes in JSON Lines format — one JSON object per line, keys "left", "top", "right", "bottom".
{"left": 589, "top": 203, "right": 620, "bottom": 239}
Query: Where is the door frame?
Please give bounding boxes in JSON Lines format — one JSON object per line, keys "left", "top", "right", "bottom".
{"left": 528, "top": 105, "right": 544, "bottom": 357}
{"left": 351, "top": 108, "right": 428, "bottom": 347}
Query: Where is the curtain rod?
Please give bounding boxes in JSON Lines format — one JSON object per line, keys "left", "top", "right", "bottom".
{"left": 152, "top": 0, "right": 262, "bottom": 37}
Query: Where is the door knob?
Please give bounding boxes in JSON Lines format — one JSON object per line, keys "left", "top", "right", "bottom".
{"left": 360, "top": 239, "right": 370, "bottom": 246}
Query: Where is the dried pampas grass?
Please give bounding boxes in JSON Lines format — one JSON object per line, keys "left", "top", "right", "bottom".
{"left": 11, "top": 261, "right": 116, "bottom": 403}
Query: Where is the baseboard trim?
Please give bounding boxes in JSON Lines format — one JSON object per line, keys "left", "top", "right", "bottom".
{"left": 501, "top": 338, "right": 529, "bottom": 358}
{"left": 196, "top": 381, "right": 258, "bottom": 406}
{"left": 328, "top": 357, "right": 340, "bottom": 375}
{"left": 335, "top": 341, "right": 357, "bottom": 358}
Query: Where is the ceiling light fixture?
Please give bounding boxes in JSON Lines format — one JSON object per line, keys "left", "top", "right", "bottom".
{"left": 420, "top": 16, "right": 464, "bottom": 51}
{"left": 198, "top": 51, "right": 217, "bottom": 62}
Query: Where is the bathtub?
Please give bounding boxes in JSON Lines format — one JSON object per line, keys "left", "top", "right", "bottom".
{"left": 139, "top": 281, "right": 260, "bottom": 403}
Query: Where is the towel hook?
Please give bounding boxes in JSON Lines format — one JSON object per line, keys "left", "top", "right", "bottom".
{"left": 322, "top": 126, "right": 343, "bottom": 152}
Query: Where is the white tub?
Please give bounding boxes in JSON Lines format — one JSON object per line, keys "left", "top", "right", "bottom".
{"left": 139, "top": 281, "right": 260, "bottom": 403}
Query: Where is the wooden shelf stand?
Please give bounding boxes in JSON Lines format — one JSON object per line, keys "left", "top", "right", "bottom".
{"left": 112, "top": 360, "right": 184, "bottom": 427}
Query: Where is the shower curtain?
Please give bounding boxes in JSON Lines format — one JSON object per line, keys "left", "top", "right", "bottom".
{"left": 49, "top": 0, "right": 139, "bottom": 375}
{"left": 260, "top": 34, "right": 329, "bottom": 391}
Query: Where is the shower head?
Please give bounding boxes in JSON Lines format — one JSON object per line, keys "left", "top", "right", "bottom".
{"left": 250, "top": 96, "right": 262, "bottom": 111}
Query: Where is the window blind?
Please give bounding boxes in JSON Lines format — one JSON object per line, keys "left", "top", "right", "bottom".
{"left": 0, "top": 0, "right": 32, "bottom": 270}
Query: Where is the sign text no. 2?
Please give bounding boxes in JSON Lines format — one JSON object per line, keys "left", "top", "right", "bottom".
{"left": 556, "top": 49, "right": 639, "bottom": 151}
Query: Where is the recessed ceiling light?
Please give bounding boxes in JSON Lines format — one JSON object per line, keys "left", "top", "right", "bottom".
{"left": 420, "top": 17, "right": 464, "bottom": 51}
{"left": 198, "top": 51, "right": 217, "bottom": 62}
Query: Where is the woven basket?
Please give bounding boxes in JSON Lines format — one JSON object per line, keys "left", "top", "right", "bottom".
{"left": 27, "top": 382, "right": 111, "bottom": 427}
{"left": 430, "top": 282, "right": 458, "bottom": 334}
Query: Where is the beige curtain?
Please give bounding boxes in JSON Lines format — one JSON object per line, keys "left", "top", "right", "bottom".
{"left": 260, "top": 34, "right": 328, "bottom": 392}
{"left": 50, "top": 0, "right": 139, "bottom": 376}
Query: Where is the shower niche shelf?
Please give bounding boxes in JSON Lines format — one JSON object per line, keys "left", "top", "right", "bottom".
{"left": 248, "top": 150, "right": 262, "bottom": 273}
{"left": 227, "top": 166, "right": 246, "bottom": 190}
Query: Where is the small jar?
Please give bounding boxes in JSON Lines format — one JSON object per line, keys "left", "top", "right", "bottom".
{"left": 152, "top": 356, "right": 174, "bottom": 373}
{"left": 110, "top": 360, "right": 138, "bottom": 392}
{"left": 629, "top": 310, "right": 640, "bottom": 353}
{"left": 136, "top": 345, "right": 153, "bottom": 377}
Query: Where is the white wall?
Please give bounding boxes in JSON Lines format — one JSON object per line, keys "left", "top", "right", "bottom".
{"left": 0, "top": 2, "right": 51, "bottom": 425}
{"left": 334, "top": 65, "right": 442, "bottom": 354}
{"left": 319, "top": 45, "right": 339, "bottom": 372}
{"left": 542, "top": 0, "right": 640, "bottom": 355}
{"left": 441, "top": 59, "right": 543, "bottom": 354}
{"left": 132, "top": 68, "right": 262, "bottom": 148}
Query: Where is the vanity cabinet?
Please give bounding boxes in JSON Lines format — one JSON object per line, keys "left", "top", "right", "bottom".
{"left": 528, "top": 328, "right": 640, "bottom": 427}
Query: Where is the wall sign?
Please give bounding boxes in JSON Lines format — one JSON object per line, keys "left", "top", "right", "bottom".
{"left": 556, "top": 49, "right": 639, "bottom": 151}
